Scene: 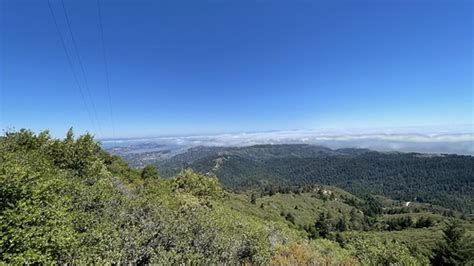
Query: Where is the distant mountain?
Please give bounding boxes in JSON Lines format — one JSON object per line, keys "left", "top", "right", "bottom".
{"left": 141, "top": 144, "right": 474, "bottom": 213}
{"left": 155, "top": 144, "right": 346, "bottom": 172}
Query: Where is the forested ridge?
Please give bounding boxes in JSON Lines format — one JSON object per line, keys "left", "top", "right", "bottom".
{"left": 149, "top": 145, "right": 474, "bottom": 213}
{"left": 1, "top": 130, "right": 473, "bottom": 264}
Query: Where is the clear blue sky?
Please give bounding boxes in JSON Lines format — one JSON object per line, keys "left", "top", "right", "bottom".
{"left": 1, "top": 0, "right": 472, "bottom": 138}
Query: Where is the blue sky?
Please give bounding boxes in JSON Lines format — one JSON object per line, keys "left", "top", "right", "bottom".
{"left": 1, "top": 0, "right": 472, "bottom": 138}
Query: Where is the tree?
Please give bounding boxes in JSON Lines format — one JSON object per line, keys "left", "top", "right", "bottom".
{"left": 141, "top": 165, "right": 160, "bottom": 179}
{"left": 335, "top": 218, "right": 347, "bottom": 232}
{"left": 250, "top": 193, "right": 257, "bottom": 204}
{"left": 285, "top": 212, "right": 295, "bottom": 224}
{"left": 349, "top": 208, "right": 361, "bottom": 230}
{"left": 431, "top": 220, "right": 474, "bottom": 265}
{"left": 314, "top": 213, "right": 331, "bottom": 238}
{"left": 415, "top": 217, "right": 434, "bottom": 228}
{"left": 362, "top": 195, "right": 382, "bottom": 217}
{"left": 172, "top": 169, "right": 223, "bottom": 199}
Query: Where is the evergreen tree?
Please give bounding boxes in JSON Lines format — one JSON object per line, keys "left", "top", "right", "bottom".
{"left": 335, "top": 218, "right": 347, "bottom": 232}
{"left": 415, "top": 217, "right": 434, "bottom": 228}
{"left": 250, "top": 193, "right": 256, "bottom": 204}
{"left": 314, "top": 212, "right": 331, "bottom": 238}
{"left": 363, "top": 195, "right": 383, "bottom": 217}
{"left": 431, "top": 220, "right": 473, "bottom": 265}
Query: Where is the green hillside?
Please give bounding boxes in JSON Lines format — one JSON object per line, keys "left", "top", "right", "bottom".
{"left": 1, "top": 130, "right": 473, "bottom": 264}
{"left": 146, "top": 145, "right": 474, "bottom": 213}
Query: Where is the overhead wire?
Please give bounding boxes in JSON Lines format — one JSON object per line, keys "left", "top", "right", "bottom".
{"left": 47, "top": 0, "right": 98, "bottom": 134}
{"left": 96, "top": 0, "right": 116, "bottom": 138}
{"left": 60, "top": 0, "right": 102, "bottom": 136}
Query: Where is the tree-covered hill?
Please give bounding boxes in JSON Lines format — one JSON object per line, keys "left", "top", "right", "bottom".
{"left": 1, "top": 130, "right": 473, "bottom": 264}
{"left": 144, "top": 145, "right": 474, "bottom": 213}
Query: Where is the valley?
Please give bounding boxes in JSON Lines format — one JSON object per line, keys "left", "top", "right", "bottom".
{"left": 1, "top": 130, "right": 473, "bottom": 264}
{"left": 111, "top": 144, "right": 474, "bottom": 214}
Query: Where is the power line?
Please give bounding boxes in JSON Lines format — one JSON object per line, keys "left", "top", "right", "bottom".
{"left": 60, "top": 0, "right": 102, "bottom": 136}
{"left": 47, "top": 0, "right": 98, "bottom": 134}
{"left": 96, "top": 0, "right": 116, "bottom": 138}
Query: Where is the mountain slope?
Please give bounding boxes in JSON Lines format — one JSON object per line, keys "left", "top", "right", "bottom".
{"left": 2, "top": 130, "right": 473, "bottom": 265}
{"left": 148, "top": 145, "right": 474, "bottom": 213}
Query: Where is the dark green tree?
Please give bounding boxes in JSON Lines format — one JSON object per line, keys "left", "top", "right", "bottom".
{"left": 335, "top": 218, "right": 347, "bottom": 232}
{"left": 415, "top": 217, "right": 434, "bottom": 228}
{"left": 314, "top": 212, "right": 331, "bottom": 238}
{"left": 250, "top": 193, "right": 257, "bottom": 204}
{"left": 285, "top": 212, "right": 295, "bottom": 224}
{"left": 431, "top": 220, "right": 474, "bottom": 265}
{"left": 362, "top": 195, "right": 383, "bottom": 217}
{"left": 141, "top": 165, "right": 160, "bottom": 179}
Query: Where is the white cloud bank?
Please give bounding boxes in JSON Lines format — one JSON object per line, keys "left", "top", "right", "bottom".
{"left": 102, "top": 125, "right": 474, "bottom": 155}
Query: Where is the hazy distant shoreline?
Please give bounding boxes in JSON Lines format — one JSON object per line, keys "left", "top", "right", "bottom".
{"left": 102, "top": 128, "right": 474, "bottom": 156}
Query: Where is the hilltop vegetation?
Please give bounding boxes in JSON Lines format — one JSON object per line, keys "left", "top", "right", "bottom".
{"left": 1, "top": 130, "right": 473, "bottom": 264}
{"left": 135, "top": 145, "right": 474, "bottom": 213}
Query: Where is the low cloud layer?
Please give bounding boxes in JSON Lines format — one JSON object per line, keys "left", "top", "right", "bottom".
{"left": 102, "top": 126, "right": 474, "bottom": 155}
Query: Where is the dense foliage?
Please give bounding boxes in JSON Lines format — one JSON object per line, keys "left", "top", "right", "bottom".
{"left": 1, "top": 131, "right": 473, "bottom": 264}
{"left": 1, "top": 130, "right": 290, "bottom": 264}
{"left": 147, "top": 145, "right": 474, "bottom": 213}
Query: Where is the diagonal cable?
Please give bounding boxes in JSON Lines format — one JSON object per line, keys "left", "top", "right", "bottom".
{"left": 96, "top": 0, "right": 116, "bottom": 138}
{"left": 60, "top": 0, "right": 102, "bottom": 135}
{"left": 47, "top": 0, "right": 98, "bottom": 133}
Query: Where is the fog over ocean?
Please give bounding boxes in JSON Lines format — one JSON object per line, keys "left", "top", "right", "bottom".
{"left": 102, "top": 125, "right": 474, "bottom": 155}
